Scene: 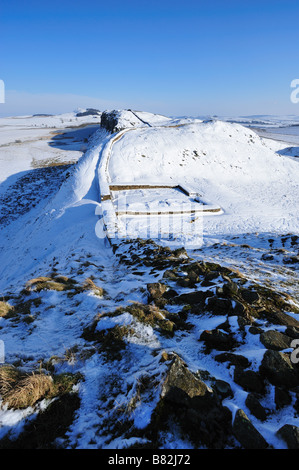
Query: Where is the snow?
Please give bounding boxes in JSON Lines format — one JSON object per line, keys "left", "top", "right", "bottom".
{"left": 0, "top": 109, "right": 298, "bottom": 449}
{"left": 108, "top": 120, "right": 299, "bottom": 238}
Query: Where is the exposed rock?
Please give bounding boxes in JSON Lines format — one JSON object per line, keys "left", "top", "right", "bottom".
{"left": 214, "top": 380, "right": 233, "bottom": 399}
{"left": 100, "top": 110, "right": 121, "bottom": 133}
{"left": 206, "top": 297, "right": 232, "bottom": 315}
{"left": 204, "top": 271, "right": 220, "bottom": 281}
{"left": 233, "top": 409, "right": 268, "bottom": 449}
{"left": 275, "top": 387, "right": 292, "bottom": 409}
{"left": 214, "top": 352, "right": 251, "bottom": 369}
{"left": 240, "top": 289, "right": 260, "bottom": 304}
{"left": 162, "top": 269, "right": 178, "bottom": 281}
{"left": 200, "top": 329, "right": 237, "bottom": 351}
{"left": 158, "top": 355, "right": 233, "bottom": 448}
{"left": 285, "top": 326, "right": 299, "bottom": 339}
{"left": 222, "top": 280, "right": 239, "bottom": 297}
{"left": 161, "top": 355, "right": 212, "bottom": 403}
{"left": 261, "top": 310, "right": 299, "bottom": 329}
{"left": 147, "top": 283, "right": 168, "bottom": 301}
{"left": 260, "top": 350, "right": 299, "bottom": 388}
{"left": 260, "top": 330, "right": 292, "bottom": 351}
{"left": 277, "top": 424, "right": 299, "bottom": 449}
{"left": 234, "top": 367, "right": 265, "bottom": 394}
{"left": 249, "top": 326, "right": 263, "bottom": 335}
{"left": 175, "top": 290, "right": 213, "bottom": 306}
{"left": 245, "top": 393, "right": 267, "bottom": 421}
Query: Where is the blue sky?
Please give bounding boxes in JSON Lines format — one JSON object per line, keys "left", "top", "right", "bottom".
{"left": 1, "top": 0, "right": 299, "bottom": 116}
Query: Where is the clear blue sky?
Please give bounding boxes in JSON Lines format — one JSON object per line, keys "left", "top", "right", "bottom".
{"left": 1, "top": 0, "right": 299, "bottom": 116}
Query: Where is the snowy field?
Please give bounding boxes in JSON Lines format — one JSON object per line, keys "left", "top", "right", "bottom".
{"left": 0, "top": 110, "right": 298, "bottom": 449}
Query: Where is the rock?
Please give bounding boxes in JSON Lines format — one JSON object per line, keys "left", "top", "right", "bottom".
{"left": 162, "top": 289, "right": 178, "bottom": 300}
{"left": 101, "top": 110, "right": 121, "bottom": 132}
{"left": 234, "top": 367, "right": 265, "bottom": 394}
{"left": 177, "top": 278, "right": 194, "bottom": 288}
{"left": 240, "top": 289, "right": 260, "bottom": 304}
{"left": 232, "top": 300, "right": 246, "bottom": 316}
{"left": 184, "top": 262, "right": 207, "bottom": 276}
{"left": 260, "top": 330, "right": 292, "bottom": 351}
{"left": 175, "top": 290, "right": 213, "bottom": 306}
{"left": 285, "top": 326, "right": 299, "bottom": 339}
{"left": 206, "top": 297, "right": 232, "bottom": 315}
{"left": 204, "top": 271, "right": 220, "bottom": 281}
{"left": 200, "top": 329, "right": 237, "bottom": 351}
{"left": 161, "top": 355, "right": 212, "bottom": 404}
{"left": 188, "top": 270, "right": 200, "bottom": 283}
{"left": 249, "top": 326, "right": 263, "bottom": 335}
{"left": 233, "top": 409, "right": 268, "bottom": 449}
{"left": 260, "top": 350, "right": 299, "bottom": 388}
{"left": 147, "top": 283, "right": 168, "bottom": 301}
{"left": 158, "top": 355, "right": 233, "bottom": 448}
{"left": 223, "top": 281, "right": 239, "bottom": 298}
{"left": 277, "top": 425, "right": 299, "bottom": 449}
{"left": 172, "top": 248, "right": 188, "bottom": 259}
{"left": 214, "top": 380, "right": 233, "bottom": 399}
{"left": 245, "top": 393, "right": 267, "bottom": 421}
{"left": 214, "top": 352, "right": 251, "bottom": 369}
{"left": 275, "top": 387, "right": 292, "bottom": 409}
{"left": 163, "top": 270, "right": 178, "bottom": 281}
{"left": 264, "top": 310, "right": 299, "bottom": 329}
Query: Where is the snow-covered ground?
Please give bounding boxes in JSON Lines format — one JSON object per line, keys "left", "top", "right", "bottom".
{"left": 108, "top": 119, "right": 299, "bottom": 238}
{"left": 0, "top": 110, "right": 298, "bottom": 449}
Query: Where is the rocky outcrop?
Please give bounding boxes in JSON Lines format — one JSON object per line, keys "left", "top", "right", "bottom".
{"left": 260, "top": 330, "right": 292, "bottom": 351}
{"left": 259, "top": 350, "right": 299, "bottom": 388}
{"left": 233, "top": 409, "right": 269, "bottom": 449}
{"left": 153, "top": 355, "right": 233, "bottom": 448}
{"left": 100, "top": 110, "right": 121, "bottom": 133}
{"left": 277, "top": 424, "right": 299, "bottom": 449}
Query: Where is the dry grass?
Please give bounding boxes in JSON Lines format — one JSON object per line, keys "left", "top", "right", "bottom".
{"left": 0, "top": 301, "right": 14, "bottom": 318}
{"left": 0, "top": 366, "right": 22, "bottom": 396}
{"left": 25, "top": 275, "right": 78, "bottom": 293}
{"left": 3, "top": 374, "right": 54, "bottom": 409}
{"left": 0, "top": 366, "right": 80, "bottom": 410}
{"left": 82, "top": 278, "right": 104, "bottom": 297}
{"left": 126, "top": 302, "right": 175, "bottom": 335}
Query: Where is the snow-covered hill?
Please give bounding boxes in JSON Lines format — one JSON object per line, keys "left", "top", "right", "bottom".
{"left": 0, "top": 109, "right": 298, "bottom": 449}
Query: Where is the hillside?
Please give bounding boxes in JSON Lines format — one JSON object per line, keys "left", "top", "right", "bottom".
{"left": 0, "top": 110, "right": 298, "bottom": 449}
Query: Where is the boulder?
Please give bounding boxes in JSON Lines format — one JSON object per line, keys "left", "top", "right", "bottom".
{"left": 277, "top": 424, "right": 299, "bottom": 449}
{"left": 206, "top": 297, "right": 232, "bottom": 315}
{"left": 275, "top": 387, "right": 292, "bottom": 409}
{"left": 240, "top": 289, "right": 260, "bottom": 304}
{"left": 159, "top": 355, "right": 233, "bottom": 448}
{"left": 260, "top": 330, "right": 292, "bottom": 351}
{"left": 161, "top": 355, "right": 212, "bottom": 404}
{"left": 233, "top": 409, "right": 268, "bottom": 449}
{"left": 245, "top": 393, "right": 267, "bottom": 421}
{"left": 200, "top": 329, "right": 237, "bottom": 351}
{"left": 175, "top": 290, "right": 213, "bottom": 306}
{"left": 260, "top": 350, "right": 299, "bottom": 388}
{"left": 234, "top": 367, "right": 264, "bottom": 394}
{"left": 214, "top": 352, "right": 251, "bottom": 369}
